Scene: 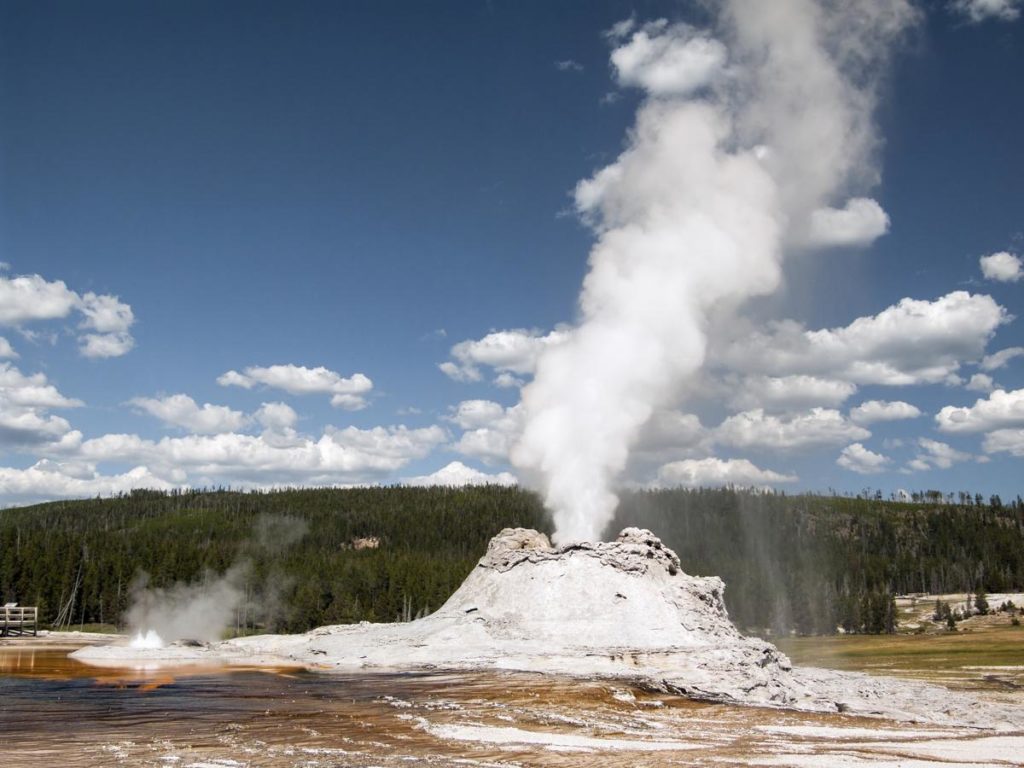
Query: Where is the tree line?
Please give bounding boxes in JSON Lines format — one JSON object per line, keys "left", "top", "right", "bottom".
{"left": 2, "top": 485, "right": 1023, "bottom": 637}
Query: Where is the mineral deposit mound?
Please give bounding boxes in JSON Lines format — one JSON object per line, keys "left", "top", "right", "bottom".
{"left": 74, "top": 527, "right": 1023, "bottom": 728}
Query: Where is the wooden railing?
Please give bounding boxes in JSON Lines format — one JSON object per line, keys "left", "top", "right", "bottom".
{"left": 1, "top": 606, "right": 38, "bottom": 637}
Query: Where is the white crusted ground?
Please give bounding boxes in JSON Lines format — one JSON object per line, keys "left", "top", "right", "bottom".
{"left": 73, "top": 527, "right": 1024, "bottom": 729}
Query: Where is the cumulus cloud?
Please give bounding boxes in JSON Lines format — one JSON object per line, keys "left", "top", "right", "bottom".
{"left": 805, "top": 197, "right": 890, "bottom": 248}
{"left": 730, "top": 374, "right": 857, "bottom": 410}
{"left": 447, "top": 399, "right": 508, "bottom": 430}
{"left": 719, "top": 292, "right": 1008, "bottom": 386}
{"left": 965, "top": 373, "right": 996, "bottom": 393}
{"left": 0, "top": 273, "right": 136, "bottom": 357}
{"left": 79, "top": 332, "right": 135, "bottom": 359}
{"left": 403, "top": 461, "right": 516, "bottom": 487}
{"left": 951, "top": 0, "right": 1021, "bottom": 23}
{"left": 0, "top": 363, "right": 82, "bottom": 450}
{"left": 653, "top": 457, "right": 796, "bottom": 488}
{"left": 979, "top": 251, "right": 1023, "bottom": 282}
{"left": 492, "top": 372, "right": 524, "bottom": 389}
{"left": 715, "top": 408, "right": 870, "bottom": 450}
{"left": 849, "top": 399, "right": 922, "bottom": 424}
{"left": 0, "top": 462, "right": 173, "bottom": 505}
{"left": 72, "top": 424, "right": 447, "bottom": 486}
{"left": 254, "top": 402, "right": 298, "bottom": 432}
{"left": 610, "top": 20, "right": 727, "bottom": 96}
{"left": 907, "top": 437, "right": 972, "bottom": 471}
{"left": 836, "top": 442, "right": 890, "bottom": 474}
{"left": 935, "top": 388, "right": 1024, "bottom": 433}
{"left": 440, "top": 328, "right": 569, "bottom": 383}
{"left": 981, "top": 346, "right": 1024, "bottom": 371}
{"left": 0, "top": 364, "right": 82, "bottom": 410}
{"left": 0, "top": 338, "right": 17, "bottom": 358}
{"left": 78, "top": 292, "right": 135, "bottom": 333}
{"left": 984, "top": 428, "right": 1024, "bottom": 456}
{"left": 633, "top": 410, "right": 707, "bottom": 459}
{"left": 218, "top": 364, "right": 373, "bottom": 410}
{"left": 129, "top": 394, "right": 249, "bottom": 434}
{"left": 0, "top": 274, "right": 80, "bottom": 325}
{"left": 448, "top": 400, "right": 522, "bottom": 465}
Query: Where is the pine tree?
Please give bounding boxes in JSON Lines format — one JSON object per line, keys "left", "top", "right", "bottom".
{"left": 975, "top": 590, "right": 989, "bottom": 616}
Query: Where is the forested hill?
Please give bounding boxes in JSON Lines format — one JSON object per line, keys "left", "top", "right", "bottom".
{"left": 1, "top": 486, "right": 1022, "bottom": 637}
{"left": 611, "top": 489, "right": 1024, "bottom": 634}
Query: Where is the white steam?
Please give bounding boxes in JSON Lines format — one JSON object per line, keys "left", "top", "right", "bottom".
{"left": 510, "top": 0, "right": 915, "bottom": 544}
{"left": 124, "top": 513, "right": 309, "bottom": 646}
{"left": 125, "top": 563, "right": 250, "bottom": 646}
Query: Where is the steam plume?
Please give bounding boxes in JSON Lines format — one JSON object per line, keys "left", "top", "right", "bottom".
{"left": 125, "top": 514, "right": 309, "bottom": 645}
{"left": 510, "top": 0, "right": 916, "bottom": 544}
{"left": 126, "top": 563, "right": 249, "bottom": 645}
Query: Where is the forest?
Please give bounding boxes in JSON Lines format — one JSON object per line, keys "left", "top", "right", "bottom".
{"left": 1, "top": 485, "right": 1023, "bottom": 637}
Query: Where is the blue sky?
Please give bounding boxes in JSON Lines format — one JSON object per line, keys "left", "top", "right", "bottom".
{"left": 0, "top": 0, "right": 1021, "bottom": 507}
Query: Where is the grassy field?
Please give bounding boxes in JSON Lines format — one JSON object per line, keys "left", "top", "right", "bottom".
{"left": 777, "top": 608, "right": 1024, "bottom": 698}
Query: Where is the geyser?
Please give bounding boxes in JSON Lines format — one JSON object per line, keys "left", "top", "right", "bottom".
{"left": 74, "top": 527, "right": 1023, "bottom": 729}
{"left": 510, "top": 0, "right": 917, "bottom": 543}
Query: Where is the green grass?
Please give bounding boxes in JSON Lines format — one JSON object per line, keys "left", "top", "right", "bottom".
{"left": 776, "top": 618, "right": 1024, "bottom": 692}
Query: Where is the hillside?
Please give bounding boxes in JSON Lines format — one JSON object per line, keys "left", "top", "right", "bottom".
{"left": 2, "top": 486, "right": 1023, "bottom": 636}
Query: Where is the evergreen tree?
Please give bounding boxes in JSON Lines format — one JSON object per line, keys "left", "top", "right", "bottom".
{"left": 975, "top": 590, "right": 989, "bottom": 615}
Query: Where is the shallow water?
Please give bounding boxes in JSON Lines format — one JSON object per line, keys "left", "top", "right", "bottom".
{"left": 1, "top": 647, "right": 1022, "bottom": 767}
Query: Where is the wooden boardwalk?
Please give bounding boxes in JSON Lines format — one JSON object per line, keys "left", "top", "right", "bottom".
{"left": 1, "top": 606, "right": 38, "bottom": 637}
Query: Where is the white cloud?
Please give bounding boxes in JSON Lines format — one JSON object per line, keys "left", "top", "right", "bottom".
{"left": 78, "top": 292, "right": 134, "bottom": 333}
{"left": 965, "top": 373, "right": 996, "bottom": 393}
{"left": 605, "top": 17, "right": 637, "bottom": 41}
{"left": 634, "top": 410, "right": 707, "bottom": 457}
{"left": 403, "top": 461, "right": 516, "bottom": 487}
{"left": 449, "top": 400, "right": 522, "bottom": 465}
{"left": 555, "top": 59, "right": 583, "bottom": 72}
{"left": 981, "top": 346, "right": 1024, "bottom": 371}
{"left": 653, "top": 457, "right": 796, "bottom": 488}
{"left": 980, "top": 251, "right": 1023, "bottom": 282}
{"left": 719, "top": 292, "right": 1009, "bottom": 386}
{"left": 730, "top": 375, "right": 857, "bottom": 410}
{"left": 951, "top": 0, "right": 1021, "bottom": 23}
{"left": 0, "top": 338, "right": 17, "bottom": 358}
{"left": 849, "top": 399, "right": 922, "bottom": 424}
{"left": 493, "top": 372, "right": 524, "bottom": 389}
{"left": 0, "top": 409, "right": 74, "bottom": 448}
{"left": 610, "top": 20, "right": 726, "bottom": 97}
{"left": 254, "top": 402, "right": 298, "bottom": 432}
{"left": 130, "top": 394, "right": 249, "bottom": 434}
{"left": 836, "top": 443, "right": 890, "bottom": 474}
{"left": 0, "top": 363, "right": 82, "bottom": 409}
{"left": 715, "top": 408, "right": 870, "bottom": 450}
{"left": 0, "top": 462, "right": 173, "bottom": 505}
{"left": 447, "top": 400, "right": 508, "bottom": 430}
{"left": 441, "top": 328, "right": 569, "bottom": 383}
{"left": 79, "top": 332, "right": 135, "bottom": 359}
{"left": 0, "top": 273, "right": 136, "bottom": 357}
{"left": 0, "top": 363, "right": 81, "bottom": 449}
{"left": 0, "top": 274, "right": 79, "bottom": 325}
{"left": 984, "top": 428, "right": 1024, "bottom": 456}
{"left": 217, "top": 364, "right": 373, "bottom": 410}
{"left": 908, "top": 438, "right": 971, "bottom": 470}
{"left": 73, "top": 424, "right": 447, "bottom": 486}
{"left": 935, "top": 388, "right": 1024, "bottom": 433}
{"left": 805, "top": 197, "right": 890, "bottom": 248}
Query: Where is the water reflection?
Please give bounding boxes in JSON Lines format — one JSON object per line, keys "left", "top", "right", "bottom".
{"left": 1, "top": 647, "right": 1021, "bottom": 767}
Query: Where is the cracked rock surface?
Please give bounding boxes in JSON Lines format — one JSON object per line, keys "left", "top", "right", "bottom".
{"left": 74, "top": 527, "right": 1024, "bottom": 728}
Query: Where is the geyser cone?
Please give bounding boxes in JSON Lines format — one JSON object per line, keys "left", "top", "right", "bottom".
{"left": 216, "top": 526, "right": 797, "bottom": 708}
{"left": 443, "top": 527, "right": 753, "bottom": 649}
{"left": 74, "top": 527, "right": 1024, "bottom": 728}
